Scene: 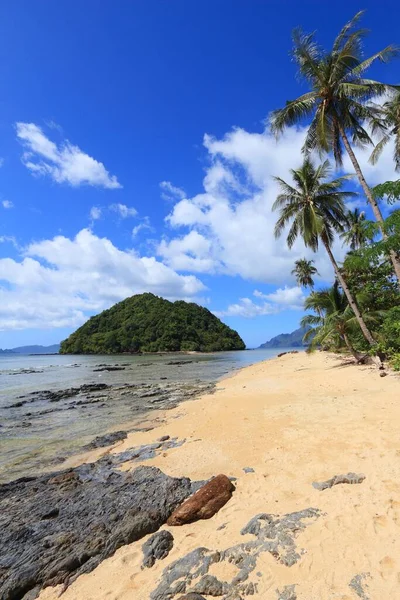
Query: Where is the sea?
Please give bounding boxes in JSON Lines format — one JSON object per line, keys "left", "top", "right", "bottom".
{"left": 0, "top": 349, "right": 292, "bottom": 483}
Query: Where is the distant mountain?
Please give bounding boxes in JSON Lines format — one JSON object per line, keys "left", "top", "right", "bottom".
{"left": 258, "top": 326, "right": 309, "bottom": 349}
{"left": 0, "top": 344, "right": 60, "bottom": 354}
{"left": 60, "top": 293, "right": 245, "bottom": 354}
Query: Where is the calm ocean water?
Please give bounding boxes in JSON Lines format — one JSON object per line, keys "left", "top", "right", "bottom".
{"left": 0, "top": 349, "right": 292, "bottom": 482}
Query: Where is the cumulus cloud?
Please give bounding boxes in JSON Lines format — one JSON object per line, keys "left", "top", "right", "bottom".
{"left": 2, "top": 200, "right": 13, "bottom": 209}
{"left": 132, "top": 218, "right": 153, "bottom": 238}
{"left": 16, "top": 122, "right": 121, "bottom": 189}
{"left": 215, "top": 286, "right": 305, "bottom": 318}
{"left": 0, "top": 229, "right": 205, "bottom": 331}
{"left": 162, "top": 125, "right": 347, "bottom": 285}
{"left": 160, "top": 181, "right": 186, "bottom": 202}
{"left": 109, "top": 203, "right": 137, "bottom": 218}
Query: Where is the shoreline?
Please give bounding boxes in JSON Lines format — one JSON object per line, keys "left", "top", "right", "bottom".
{"left": 5, "top": 350, "right": 400, "bottom": 599}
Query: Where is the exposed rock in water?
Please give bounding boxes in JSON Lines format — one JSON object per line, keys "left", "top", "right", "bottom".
{"left": 312, "top": 472, "right": 365, "bottom": 491}
{"left": 349, "top": 573, "right": 370, "bottom": 599}
{"left": 0, "top": 465, "right": 193, "bottom": 600}
{"left": 83, "top": 430, "right": 128, "bottom": 450}
{"left": 152, "top": 508, "right": 321, "bottom": 599}
{"left": 167, "top": 475, "right": 235, "bottom": 526}
{"left": 93, "top": 366, "right": 126, "bottom": 372}
{"left": 166, "top": 361, "right": 193, "bottom": 366}
{"left": 142, "top": 531, "right": 174, "bottom": 568}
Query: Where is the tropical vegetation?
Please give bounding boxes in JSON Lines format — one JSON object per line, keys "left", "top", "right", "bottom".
{"left": 270, "top": 11, "right": 400, "bottom": 368}
{"left": 60, "top": 293, "right": 245, "bottom": 354}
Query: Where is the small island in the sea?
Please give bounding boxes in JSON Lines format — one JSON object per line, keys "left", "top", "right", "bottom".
{"left": 60, "top": 292, "right": 245, "bottom": 354}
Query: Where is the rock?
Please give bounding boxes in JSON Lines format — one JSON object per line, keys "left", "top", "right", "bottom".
{"left": 167, "top": 475, "right": 235, "bottom": 526}
{"left": 152, "top": 507, "right": 320, "bottom": 599}
{"left": 277, "top": 351, "right": 299, "bottom": 358}
{"left": 192, "top": 574, "right": 228, "bottom": 595}
{"left": 0, "top": 465, "right": 193, "bottom": 599}
{"left": 83, "top": 430, "right": 128, "bottom": 450}
{"left": 243, "top": 467, "right": 255, "bottom": 473}
{"left": 93, "top": 366, "right": 126, "bottom": 372}
{"left": 276, "top": 584, "right": 297, "bottom": 599}
{"left": 380, "top": 371, "right": 387, "bottom": 377}
{"left": 166, "top": 360, "right": 193, "bottom": 366}
{"left": 179, "top": 594, "right": 207, "bottom": 600}
{"left": 142, "top": 530, "right": 174, "bottom": 568}
{"left": 312, "top": 472, "right": 365, "bottom": 491}
{"left": 158, "top": 435, "right": 170, "bottom": 442}
{"left": 349, "top": 573, "right": 370, "bottom": 599}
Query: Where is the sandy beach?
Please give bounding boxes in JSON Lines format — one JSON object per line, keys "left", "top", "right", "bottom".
{"left": 38, "top": 351, "right": 400, "bottom": 600}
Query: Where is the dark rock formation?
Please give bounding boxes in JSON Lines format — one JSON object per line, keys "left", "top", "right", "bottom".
{"left": 142, "top": 531, "right": 174, "bottom": 568}
{"left": 167, "top": 475, "right": 235, "bottom": 526}
{"left": 152, "top": 508, "right": 321, "bottom": 599}
{"left": 0, "top": 465, "right": 193, "bottom": 600}
{"left": 83, "top": 430, "right": 128, "bottom": 450}
{"left": 312, "top": 472, "right": 365, "bottom": 491}
{"left": 178, "top": 594, "right": 207, "bottom": 600}
{"left": 93, "top": 366, "right": 126, "bottom": 372}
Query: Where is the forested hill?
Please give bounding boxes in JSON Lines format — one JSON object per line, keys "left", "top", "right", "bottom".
{"left": 259, "top": 326, "right": 309, "bottom": 349}
{"left": 60, "top": 293, "right": 246, "bottom": 354}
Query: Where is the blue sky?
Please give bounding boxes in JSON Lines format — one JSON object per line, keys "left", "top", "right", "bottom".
{"left": 0, "top": 0, "right": 399, "bottom": 349}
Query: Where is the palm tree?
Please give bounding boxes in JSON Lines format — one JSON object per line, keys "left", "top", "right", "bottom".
{"left": 340, "top": 208, "right": 369, "bottom": 250}
{"left": 370, "top": 91, "right": 400, "bottom": 171}
{"left": 301, "top": 283, "right": 378, "bottom": 361}
{"left": 291, "top": 258, "right": 318, "bottom": 288}
{"left": 273, "top": 158, "right": 375, "bottom": 346}
{"left": 270, "top": 11, "right": 400, "bottom": 281}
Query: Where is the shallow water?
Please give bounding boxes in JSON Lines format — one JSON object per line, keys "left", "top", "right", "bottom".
{"left": 0, "top": 349, "right": 292, "bottom": 482}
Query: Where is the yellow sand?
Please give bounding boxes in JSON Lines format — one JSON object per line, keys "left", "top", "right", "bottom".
{"left": 39, "top": 351, "right": 400, "bottom": 600}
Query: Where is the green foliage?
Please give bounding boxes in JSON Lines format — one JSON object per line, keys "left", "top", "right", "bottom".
{"left": 390, "top": 354, "right": 400, "bottom": 371}
{"left": 60, "top": 293, "right": 245, "bottom": 354}
{"left": 291, "top": 258, "right": 318, "bottom": 289}
{"left": 380, "top": 307, "right": 400, "bottom": 354}
{"left": 372, "top": 180, "right": 400, "bottom": 204}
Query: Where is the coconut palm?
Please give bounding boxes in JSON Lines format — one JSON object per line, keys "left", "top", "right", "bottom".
{"left": 273, "top": 158, "right": 375, "bottom": 345}
{"left": 301, "top": 282, "right": 377, "bottom": 361}
{"left": 340, "top": 208, "right": 369, "bottom": 250}
{"left": 370, "top": 91, "right": 400, "bottom": 171}
{"left": 270, "top": 11, "right": 400, "bottom": 281}
{"left": 291, "top": 258, "right": 318, "bottom": 289}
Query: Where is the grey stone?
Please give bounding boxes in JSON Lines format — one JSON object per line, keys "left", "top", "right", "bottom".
{"left": 158, "top": 435, "right": 171, "bottom": 442}
{"left": 142, "top": 530, "right": 174, "bottom": 568}
{"left": 243, "top": 467, "right": 255, "bottom": 474}
{"left": 349, "top": 573, "right": 370, "bottom": 599}
{"left": 152, "top": 508, "right": 321, "bottom": 599}
{"left": 83, "top": 430, "right": 128, "bottom": 449}
{"left": 312, "top": 472, "right": 366, "bottom": 491}
{"left": 276, "top": 584, "right": 297, "bottom": 599}
{"left": 178, "top": 594, "right": 207, "bottom": 600}
{"left": 0, "top": 465, "right": 193, "bottom": 599}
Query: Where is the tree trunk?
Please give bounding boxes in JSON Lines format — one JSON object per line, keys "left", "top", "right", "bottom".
{"left": 322, "top": 239, "right": 376, "bottom": 346}
{"left": 342, "top": 332, "right": 367, "bottom": 363}
{"left": 337, "top": 121, "right": 400, "bottom": 281}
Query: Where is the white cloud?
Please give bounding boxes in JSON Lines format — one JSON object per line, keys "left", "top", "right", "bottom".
{"left": 160, "top": 181, "right": 186, "bottom": 202}
{"left": 132, "top": 218, "right": 153, "bottom": 238}
{"left": 164, "top": 125, "right": 346, "bottom": 285}
{"left": 90, "top": 206, "right": 102, "bottom": 221}
{"left": 216, "top": 286, "right": 305, "bottom": 318}
{"left": 0, "top": 229, "right": 205, "bottom": 331}
{"left": 16, "top": 122, "right": 121, "bottom": 189}
{"left": 2, "top": 200, "right": 13, "bottom": 209}
{"left": 109, "top": 203, "right": 137, "bottom": 219}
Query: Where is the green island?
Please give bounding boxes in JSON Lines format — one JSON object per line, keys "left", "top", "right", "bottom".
{"left": 60, "top": 293, "right": 245, "bottom": 354}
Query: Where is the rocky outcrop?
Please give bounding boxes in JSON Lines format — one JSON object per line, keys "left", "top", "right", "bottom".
{"left": 83, "top": 430, "right": 127, "bottom": 449}
{"left": 167, "top": 475, "right": 235, "bottom": 526}
{"left": 312, "top": 472, "right": 365, "bottom": 491}
{"left": 152, "top": 508, "right": 321, "bottom": 599}
{"left": 142, "top": 531, "right": 174, "bottom": 569}
{"left": 0, "top": 466, "right": 193, "bottom": 600}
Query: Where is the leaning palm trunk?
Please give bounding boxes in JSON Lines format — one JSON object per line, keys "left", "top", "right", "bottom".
{"left": 342, "top": 332, "right": 368, "bottom": 363}
{"left": 337, "top": 120, "right": 400, "bottom": 282}
{"left": 322, "top": 239, "right": 375, "bottom": 345}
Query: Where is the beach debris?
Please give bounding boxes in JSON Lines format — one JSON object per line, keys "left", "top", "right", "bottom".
{"left": 152, "top": 508, "right": 321, "bottom": 599}
{"left": 276, "top": 584, "right": 297, "bottom": 599}
{"left": 83, "top": 430, "right": 128, "bottom": 449}
{"left": 243, "top": 467, "right": 255, "bottom": 473}
{"left": 312, "top": 472, "right": 366, "bottom": 491}
{"left": 277, "top": 351, "right": 299, "bottom": 358}
{"left": 167, "top": 474, "right": 235, "bottom": 526}
{"left": 349, "top": 573, "right": 370, "bottom": 599}
{"left": 142, "top": 530, "right": 174, "bottom": 568}
{"left": 0, "top": 465, "right": 195, "bottom": 599}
